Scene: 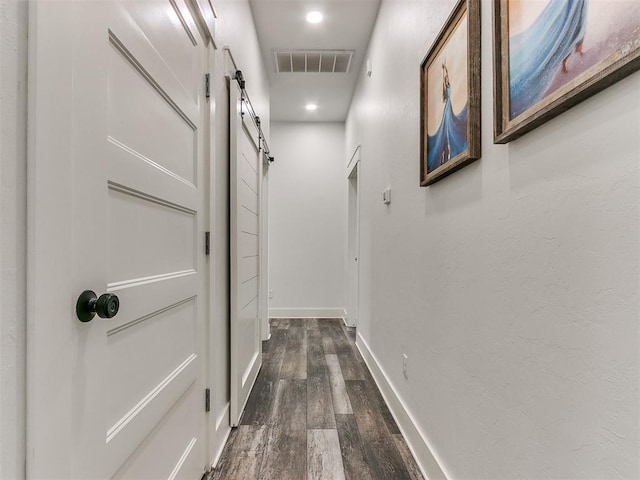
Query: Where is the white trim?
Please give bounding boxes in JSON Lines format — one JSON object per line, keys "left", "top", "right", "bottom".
{"left": 191, "top": 0, "right": 218, "bottom": 48}
{"left": 209, "top": 403, "right": 231, "bottom": 469}
{"left": 224, "top": 47, "right": 238, "bottom": 78}
{"left": 211, "top": 426, "right": 231, "bottom": 469}
{"left": 355, "top": 332, "right": 449, "bottom": 480}
{"left": 342, "top": 313, "right": 358, "bottom": 328}
{"left": 346, "top": 144, "right": 361, "bottom": 176}
{"left": 268, "top": 308, "right": 347, "bottom": 319}
{"left": 346, "top": 156, "right": 360, "bottom": 328}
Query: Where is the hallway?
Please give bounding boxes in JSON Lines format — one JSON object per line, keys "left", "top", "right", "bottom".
{"left": 3, "top": 0, "right": 639, "bottom": 477}
{"left": 211, "top": 319, "right": 423, "bottom": 480}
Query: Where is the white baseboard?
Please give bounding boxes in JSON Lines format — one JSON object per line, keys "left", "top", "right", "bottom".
{"left": 269, "top": 308, "right": 347, "bottom": 319}
{"left": 356, "top": 333, "right": 448, "bottom": 480}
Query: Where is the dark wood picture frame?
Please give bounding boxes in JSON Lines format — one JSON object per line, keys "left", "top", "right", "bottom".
{"left": 420, "top": 0, "right": 481, "bottom": 187}
{"left": 493, "top": 0, "right": 640, "bottom": 144}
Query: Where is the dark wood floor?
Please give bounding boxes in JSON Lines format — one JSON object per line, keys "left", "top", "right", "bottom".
{"left": 210, "top": 318, "right": 423, "bottom": 480}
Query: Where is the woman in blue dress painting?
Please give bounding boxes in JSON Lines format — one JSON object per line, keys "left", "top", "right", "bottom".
{"left": 509, "top": 0, "right": 588, "bottom": 119}
{"left": 426, "top": 61, "right": 469, "bottom": 172}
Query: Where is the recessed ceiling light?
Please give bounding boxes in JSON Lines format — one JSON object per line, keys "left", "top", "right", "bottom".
{"left": 306, "top": 103, "right": 318, "bottom": 111}
{"left": 306, "top": 11, "right": 323, "bottom": 24}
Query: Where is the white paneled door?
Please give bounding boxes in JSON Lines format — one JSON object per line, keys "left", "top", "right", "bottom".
{"left": 229, "top": 80, "right": 263, "bottom": 426}
{"left": 28, "top": 1, "right": 208, "bottom": 478}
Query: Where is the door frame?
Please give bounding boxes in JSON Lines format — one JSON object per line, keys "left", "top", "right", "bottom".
{"left": 26, "top": 3, "right": 76, "bottom": 475}
{"left": 346, "top": 146, "right": 361, "bottom": 328}
{"left": 260, "top": 159, "right": 270, "bottom": 342}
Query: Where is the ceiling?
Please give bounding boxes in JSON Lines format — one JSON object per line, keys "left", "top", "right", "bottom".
{"left": 249, "top": 0, "right": 381, "bottom": 122}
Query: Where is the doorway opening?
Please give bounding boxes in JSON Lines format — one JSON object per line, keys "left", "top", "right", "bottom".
{"left": 347, "top": 148, "right": 360, "bottom": 327}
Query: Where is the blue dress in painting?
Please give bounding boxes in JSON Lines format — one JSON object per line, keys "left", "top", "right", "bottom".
{"left": 509, "top": 0, "right": 588, "bottom": 119}
{"left": 427, "top": 83, "right": 469, "bottom": 173}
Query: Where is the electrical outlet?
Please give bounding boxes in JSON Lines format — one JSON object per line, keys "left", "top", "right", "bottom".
{"left": 268, "top": 290, "right": 273, "bottom": 299}
{"left": 402, "top": 354, "right": 409, "bottom": 379}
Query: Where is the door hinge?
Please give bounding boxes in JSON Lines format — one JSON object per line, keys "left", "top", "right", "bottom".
{"left": 205, "top": 73, "right": 210, "bottom": 99}
{"left": 205, "top": 231, "right": 210, "bottom": 256}
{"left": 205, "top": 388, "right": 211, "bottom": 412}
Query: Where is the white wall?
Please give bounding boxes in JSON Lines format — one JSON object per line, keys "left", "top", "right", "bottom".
{"left": 347, "top": 1, "right": 639, "bottom": 479}
{"left": 0, "top": 0, "right": 28, "bottom": 478}
{"left": 206, "top": 0, "right": 271, "bottom": 461}
{"left": 215, "top": 0, "right": 270, "bottom": 141}
{"left": 269, "top": 122, "right": 347, "bottom": 318}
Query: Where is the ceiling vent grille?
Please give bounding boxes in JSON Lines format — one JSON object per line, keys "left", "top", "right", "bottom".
{"left": 274, "top": 50, "right": 354, "bottom": 74}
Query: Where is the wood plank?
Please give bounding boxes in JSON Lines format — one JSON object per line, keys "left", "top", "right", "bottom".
{"left": 345, "top": 380, "right": 378, "bottom": 420}
{"left": 288, "top": 318, "right": 306, "bottom": 328}
{"left": 359, "top": 368, "right": 400, "bottom": 435}
{"left": 319, "top": 324, "right": 336, "bottom": 354}
{"left": 326, "top": 354, "right": 353, "bottom": 415}
{"left": 307, "top": 330, "right": 336, "bottom": 428}
{"left": 392, "top": 434, "right": 424, "bottom": 480}
{"left": 307, "top": 330, "right": 325, "bottom": 377}
{"left": 335, "top": 414, "right": 372, "bottom": 480}
{"left": 321, "top": 335, "right": 336, "bottom": 354}
{"left": 306, "top": 318, "right": 320, "bottom": 330}
{"left": 343, "top": 325, "right": 356, "bottom": 343}
{"left": 307, "top": 429, "right": 346, "bottom": 480}
{"left": 259, "top": 379, "right": 307, "bottom": 480}
{"left": 346, "top": 380, "right": 410, "bottom": 479}
{"left": 262, "top": 328, "right": 287, "bottom": 355}
{"left": 278, "top": 318, "right": 290, "bottom": 329}
{"left": 212, "top": 425, "right": 268, "bottom": 480}
{"left": 341, "top": 325, "right": 367, "bottom": 366}
{"left": 338, "top": 350, "right": 363, "bottom": 380}
{"left": 307, "top": 375, "right": 336, "bottom": 429}
{"left": 318, "top": 318, "right": 343, "bottom": 326}
{"left": 330, "top": 325, "right": 364, "bottom": 380}
{"left": 241, "top": 330, "right": 287, "bottom": 425}
{"left": 280, "top": 322, "right": 307, "bottom": 380}
{"left": 271, "top": 318, "right": 290, "bottom": 330}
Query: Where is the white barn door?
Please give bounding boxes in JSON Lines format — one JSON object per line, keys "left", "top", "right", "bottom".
{"left": 229, "top": 80, "right": 263, "bottom": 426}
{"left": 28, "top": 1, "right": 208, "bottom": 478}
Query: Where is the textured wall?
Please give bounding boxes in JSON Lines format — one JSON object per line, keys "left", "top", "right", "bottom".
{"left": 347, "top": 0, "right": 639, "bottom": 478}
{"left": 269, "top": 122, "right": 347, "bottom": 313}
{"left": 0, "top": 0, "right": 28, "bottom": 478}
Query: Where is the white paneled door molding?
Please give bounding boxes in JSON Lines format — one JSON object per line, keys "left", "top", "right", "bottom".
{"left": 346, "top": 157, "right": 360, "bottom": 328}
{"left": 27, "top": 1, "right": 209, "bottom": 478}
{"left": 229, "top": 78, "right": 263, "bottom": 427}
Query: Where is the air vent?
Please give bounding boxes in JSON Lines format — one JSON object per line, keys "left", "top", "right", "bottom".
{"left": 274, "top": 50, "right": 354, "bottom": 74}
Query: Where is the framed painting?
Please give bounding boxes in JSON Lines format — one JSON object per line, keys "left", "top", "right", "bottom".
{"left": 420, "top": 0, "right": 481, "bottom": 187}
{"left": 494, "top": 0, "right": 640, "bottom": 143}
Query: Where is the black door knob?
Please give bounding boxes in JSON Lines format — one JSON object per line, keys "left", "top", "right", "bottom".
{"left": 76, "top": 290, "right": 120, "bottom": 322}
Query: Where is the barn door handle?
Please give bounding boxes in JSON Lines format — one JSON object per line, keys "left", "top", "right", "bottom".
{"left": 76, "top": 290, "right": 120, "bottom": 322}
